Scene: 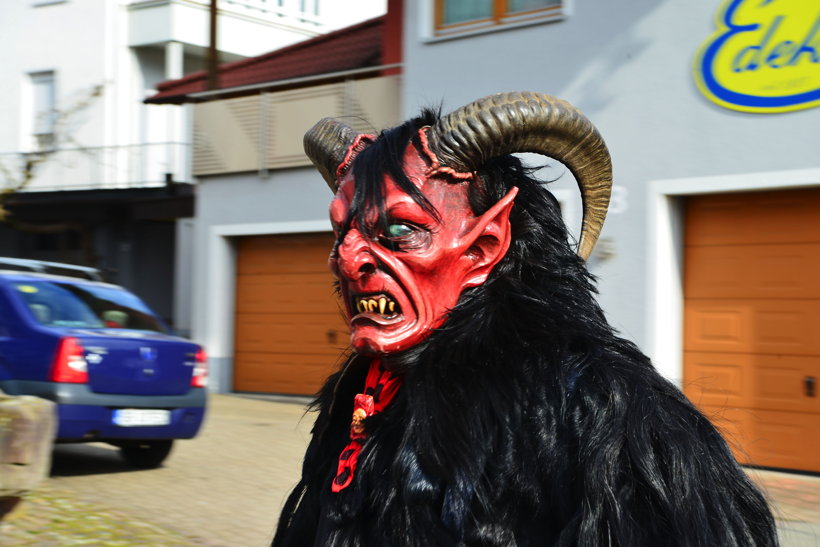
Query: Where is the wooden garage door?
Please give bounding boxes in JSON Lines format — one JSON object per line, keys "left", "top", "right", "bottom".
{"left": 683, "top": 188, "right": 820, "bottom": 472}
{"left": 233, "top": 233, "right": 349, "bottom": 395}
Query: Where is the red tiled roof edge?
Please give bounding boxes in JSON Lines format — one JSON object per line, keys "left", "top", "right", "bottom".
{"left": 146, "top": 15, "right": 385, "bottom": 104}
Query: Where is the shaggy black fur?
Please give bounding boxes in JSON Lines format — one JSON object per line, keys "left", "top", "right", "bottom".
{"left": 273, "top": 111, "right": 778, "bottom": 546}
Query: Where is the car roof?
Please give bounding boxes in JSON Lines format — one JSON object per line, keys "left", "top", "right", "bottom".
{"left": 0, "top": 269, "right": 123, "bottom": 290}
{"left": 0, "top": 257, "right": 102, "bottom": 280}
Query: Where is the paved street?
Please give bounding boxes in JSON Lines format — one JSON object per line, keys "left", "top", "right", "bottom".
{"left": 2, "top": 394, "right": 314, "bottom": 546}
{"left": 2, "top": 393, "right": 820, "bottom": 546}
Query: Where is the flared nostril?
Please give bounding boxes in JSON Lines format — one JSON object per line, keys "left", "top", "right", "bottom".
{"left": 338, "top": 250, "right": 377, "bottom": 281}
{"left": 337, "top": 229, "right": 378, "bottom": 280}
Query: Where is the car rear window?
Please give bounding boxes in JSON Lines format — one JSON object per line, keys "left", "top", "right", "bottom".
{"left": 11, "top": 280, "right": 168, "bottom": 333}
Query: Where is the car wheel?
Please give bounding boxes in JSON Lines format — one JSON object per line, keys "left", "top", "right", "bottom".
{"left": 119, "top": 440, "right": 174, "bottom": 468}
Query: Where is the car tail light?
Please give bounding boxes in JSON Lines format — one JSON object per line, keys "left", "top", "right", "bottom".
{"left": 50, "top": 337, "right": 89, "bottom": 383}
{"left": 191, "top": 347, "right": 208, "bottom": 388}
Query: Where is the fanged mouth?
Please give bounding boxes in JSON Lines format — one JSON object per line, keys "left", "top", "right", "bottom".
{"left": 353, "top": 294, "right": 401, "bottom": 318}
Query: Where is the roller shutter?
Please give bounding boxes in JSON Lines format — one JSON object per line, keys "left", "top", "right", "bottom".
{"left": 233, "top": 233, "right": 349, "bottom": 395}
{"left": 684, "top": 187, "right": 820, "bottom": 472}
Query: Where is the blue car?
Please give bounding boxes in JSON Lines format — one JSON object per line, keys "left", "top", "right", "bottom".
{"left": 0, "top": 261, "right": 207, "bottom": 468}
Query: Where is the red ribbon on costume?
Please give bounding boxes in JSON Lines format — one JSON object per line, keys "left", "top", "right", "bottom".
{"left": 332, "top": 359, "right": 402, "bottom": 492}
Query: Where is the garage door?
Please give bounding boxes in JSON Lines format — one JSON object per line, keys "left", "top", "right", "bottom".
{"left": 683, "top": 187, "right": 820, "bottom": 472}
{"left": 233, "top": 233, "right": 349, "bottom": 395}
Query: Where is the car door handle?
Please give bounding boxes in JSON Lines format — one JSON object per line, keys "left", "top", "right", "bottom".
{"left": 805, "top": 376, "right": 816, "bottom": 398}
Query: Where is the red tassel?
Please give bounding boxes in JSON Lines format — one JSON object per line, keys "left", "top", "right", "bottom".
{"left": 331, "top": 360, "right": 402, "bottom": 492}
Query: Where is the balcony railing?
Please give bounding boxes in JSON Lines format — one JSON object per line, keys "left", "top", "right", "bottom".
{"left": 220, "top": 0, "right": 323, "bottom": 25}
{"left": 126, "top": 0, "right": 324, "bottom": 26}
{"left": 192, "top": 75, "right": 400, "bottom": 177}
{"left": 0, "top": 142, "right": 192, "bottom": 193}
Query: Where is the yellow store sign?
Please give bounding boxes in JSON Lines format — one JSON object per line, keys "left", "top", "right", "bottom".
{"left": 694, "top": 0, "right": 819, "bottom": 113}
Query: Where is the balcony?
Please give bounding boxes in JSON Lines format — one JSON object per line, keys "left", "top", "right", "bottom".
{"left": 126, "top": 0, "right": 325, "bottom": 57}
{"left": 0, "top": 142, "right": 192, "bottom": 193}
{"left": 127, "top": 0, "right": 324, "bottom": 24}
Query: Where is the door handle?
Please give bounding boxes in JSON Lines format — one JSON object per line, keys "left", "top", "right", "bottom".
{"left": 805, "top": 376, "right": 816, "bottom": 397}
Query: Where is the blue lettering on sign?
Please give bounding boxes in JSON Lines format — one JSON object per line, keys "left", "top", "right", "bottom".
{"left": 697, "top": 0, "right": 820, "bottom": 111}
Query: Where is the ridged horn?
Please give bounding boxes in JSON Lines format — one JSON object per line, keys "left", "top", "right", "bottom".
{"left": 427, "top": 91, "right": 612, "bottom": 260}
{"left": 303, "top": 118, "right": 361, "bottom": 192}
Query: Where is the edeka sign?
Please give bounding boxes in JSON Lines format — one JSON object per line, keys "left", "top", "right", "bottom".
{"left": 694, "top": 0, "right": 819, "bottom": 113}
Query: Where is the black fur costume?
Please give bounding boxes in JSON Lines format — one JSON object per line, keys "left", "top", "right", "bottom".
{"left": 273, "top": 107, "right": 778, "bottom": 546}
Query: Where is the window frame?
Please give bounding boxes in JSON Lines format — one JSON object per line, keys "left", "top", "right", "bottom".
{"left": 432, "top": 0, "right": 566, "bottom": 39}
{"left": 28, "top": 70, "right": 57, "bottom": 151}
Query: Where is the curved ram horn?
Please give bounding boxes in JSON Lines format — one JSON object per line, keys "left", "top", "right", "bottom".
{"left": 426, "top": 92, "right": 612, "bottom": 260}
{"left": 303, "top": 118, "right": 361, "bottom": 192}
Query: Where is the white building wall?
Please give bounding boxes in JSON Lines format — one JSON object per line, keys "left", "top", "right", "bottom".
{"left": 401, "top": 0, "right": 820, "bottom": 382}
{"left": 0, "top": 0, "right": 108, "bottom": 155}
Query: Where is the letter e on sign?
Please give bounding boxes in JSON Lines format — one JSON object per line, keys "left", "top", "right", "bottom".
{"left": 693, "top": 0, "right": 820, "bottom": 113}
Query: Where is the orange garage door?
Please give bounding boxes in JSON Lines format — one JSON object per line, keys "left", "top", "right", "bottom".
{"left": 233, "top": 233, "right": 349, "bottom": 395}
{"left": 684, "top": 187, "right": 820, "bottom": 472}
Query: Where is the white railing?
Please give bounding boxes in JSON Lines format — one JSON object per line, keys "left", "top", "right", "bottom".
{"left": 126, "top": 0, "right": 324, "bottom": 26}
{"left": 221, "top": 0, "right": 323, "bottom": 25}
{"left": 0, "top": 142, "right": 192, "bottom": 193}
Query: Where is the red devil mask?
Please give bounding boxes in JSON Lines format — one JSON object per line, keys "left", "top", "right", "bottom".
{"left": 305, "top": 92, "right": 613, "bottom": 357}
{"left": 328, "top": 130, "right": 518, "bottom": 355}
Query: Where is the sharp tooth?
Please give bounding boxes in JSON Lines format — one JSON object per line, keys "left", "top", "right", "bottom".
{"left": 368, "top": 299, "right": 377, "bottom": 312}
{"left": 356, "top": 300, "right": 364, "bottom": 313}
{"left": 379, "top": 297, "right": 386, "bottom": 315}
{"left": 389, "top": 301, "right": 395, "bottom": 313}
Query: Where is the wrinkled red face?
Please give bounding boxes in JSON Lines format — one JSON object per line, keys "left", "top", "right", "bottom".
{"left": 329, "top": 139, "right": 517, "bottom": 356}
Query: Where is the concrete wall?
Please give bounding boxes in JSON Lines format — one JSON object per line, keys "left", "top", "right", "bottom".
{"left": 401, "top": 0, "right": 820, "bottom": 380}
{"left": 196, "top": 169, "right": 330, "bottom": 226}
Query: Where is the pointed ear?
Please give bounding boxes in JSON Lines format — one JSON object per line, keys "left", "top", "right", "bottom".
{"left": 460, "top": 187, "right": 518, "bottom": 289}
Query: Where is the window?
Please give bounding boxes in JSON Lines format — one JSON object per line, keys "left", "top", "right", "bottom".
{"left": 13, "top": 280, "right": 168, "bottom": 333}
{"left": 29, "top": 71, "right": 56, "bottom": 150}
{"left": 434, "top": 0, "right": 563, "bottom": 37}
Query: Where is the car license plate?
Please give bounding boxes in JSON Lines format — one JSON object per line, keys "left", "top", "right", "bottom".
{"left": 112, "top": 409, "right": 171, "bottom": 427}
